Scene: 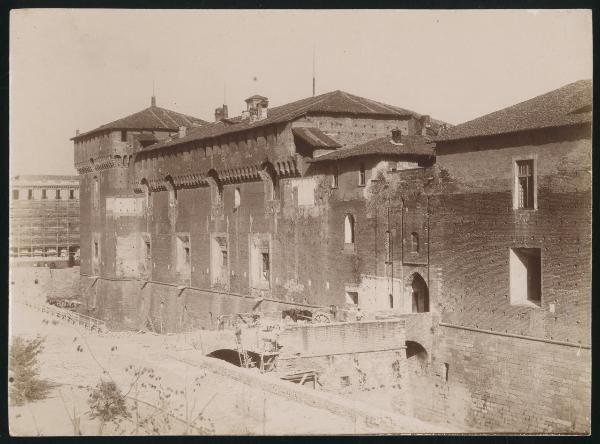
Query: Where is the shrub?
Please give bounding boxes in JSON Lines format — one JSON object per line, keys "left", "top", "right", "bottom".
{"left": 88, "top": 380, "right": 131, "bottom": 432}
{"left": 9, "top": 335, "right": 54, "bottom": 405}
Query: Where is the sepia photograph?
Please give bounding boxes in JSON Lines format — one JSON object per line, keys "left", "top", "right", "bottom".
{"left": 8, "top": 8, "right": 592, "bottom": 435}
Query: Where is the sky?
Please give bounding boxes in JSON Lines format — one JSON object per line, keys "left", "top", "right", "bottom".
{"left": 10, "top": 9, "right": 593, "bottom": 176}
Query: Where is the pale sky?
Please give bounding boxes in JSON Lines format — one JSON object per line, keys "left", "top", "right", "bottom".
{"left": 10, "top": 9, "right": 593, "bottom": 176}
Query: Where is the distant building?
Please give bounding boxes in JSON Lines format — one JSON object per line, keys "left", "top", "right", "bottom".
{"left": 10, "top": 175, "right": 81, "bottom": 266}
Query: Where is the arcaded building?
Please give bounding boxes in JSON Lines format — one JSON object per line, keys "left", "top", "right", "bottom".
{"left": 9, "top": 175, "right": 81, "bottom": 264}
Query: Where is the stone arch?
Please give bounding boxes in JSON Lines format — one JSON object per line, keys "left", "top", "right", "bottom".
{"left": 164, "top": 174, "right": 177, "bottom": 206}
{"left": 405, "top": 340, "right": 428, "bottom": 374}
{"left": 206, "top": 169, "right": 223, "bottom": 205}
{"left": 206, "top": 349, "right": 261, "bottom": 367}
{"left": 140, "top": 178, "right": 152, "bottom": 208}
{"left": 407, "top": 272, "right": 429, "bottom": 313}
{"left": 344, "top": 213, "right": 355, "bottom": 244}
{"left": 259, "top": 161, "right": 280, "bottom": 200}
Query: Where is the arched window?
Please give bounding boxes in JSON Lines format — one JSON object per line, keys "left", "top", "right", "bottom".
{"left": 165, "top": 176, "right": 177, "bottom": 207}
{"left": 411, "top": 232, "right": 419, "bottom": 253}
{"left": 92, "top": 176, "right": 99, "bottom": 210}
{"left": 344, "top": 214, "right": 355, "bottom": 244}
{"left": 234, "top": 188, "right": 241, "bottom": 209}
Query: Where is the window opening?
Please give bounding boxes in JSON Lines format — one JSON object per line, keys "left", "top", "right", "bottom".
{"left": 516, "top": 159, "right": 534, "bottom": 209}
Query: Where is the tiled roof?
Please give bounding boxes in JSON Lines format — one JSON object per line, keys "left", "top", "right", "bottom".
{"left": 71, "top": 104, "right": 207, "bottom": 141}
{"left": 292, "top": 127, "right": 341, "bottom": 149}
{"left": 435, "top": 79, "right": 592, "bottom": 142}
{"left": 308, "top": 134, "right": 435, "bottom": 163}
{"left": 142, "top": 90, "right": 428, "bottom": 152}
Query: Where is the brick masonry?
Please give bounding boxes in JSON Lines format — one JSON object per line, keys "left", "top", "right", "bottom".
{"left": 73, "top": 96, "right": 591, "bottom": 433}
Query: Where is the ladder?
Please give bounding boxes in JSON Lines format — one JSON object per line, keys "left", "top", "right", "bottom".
{"left": 235, "top": 327, "right": 254, "bottom": 368}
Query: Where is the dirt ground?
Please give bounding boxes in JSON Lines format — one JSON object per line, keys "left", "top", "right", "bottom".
{"left": 9, "top": 296, "right": 389, "bottom": 436}
{"left": 8, "top": 268, "right": 460, "bottom": 435}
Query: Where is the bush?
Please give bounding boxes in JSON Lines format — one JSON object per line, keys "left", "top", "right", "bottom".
{"left": 88, "top": 380, "right": 131, "bottom": 433}
{"left": 9, "top": 335, "right": 54, "bottom": 405}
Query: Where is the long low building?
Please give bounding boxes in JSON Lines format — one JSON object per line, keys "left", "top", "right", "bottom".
{"left": 10, "top": 174, "right": 80, "bottom": 265}
{"left": 71, "top": 81, "right": 591, "bottom": 432}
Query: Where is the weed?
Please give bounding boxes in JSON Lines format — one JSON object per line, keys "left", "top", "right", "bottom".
{"left": 87, "top": 380, "right": 131, "bottom": 434}
{"left": 9, "top": 335, "right": 54, "bottom": 406}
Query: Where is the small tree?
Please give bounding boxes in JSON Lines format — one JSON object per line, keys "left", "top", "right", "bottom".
{"left": 88, "top": 380, "right": 131, "bottom": 434}
{"left": 9, "top": 335, "right": 53, "bottom": 405}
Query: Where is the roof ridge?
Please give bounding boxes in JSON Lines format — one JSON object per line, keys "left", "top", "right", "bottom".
{"left": 339, "top": 91, "right": 380, "bottom": 113}
{"left": 147, "top": 107, "right": 171, "bottom": 128}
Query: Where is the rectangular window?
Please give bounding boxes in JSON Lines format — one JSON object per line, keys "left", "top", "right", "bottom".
{"left": 176, "top": 234, "right": 191, "bottom": 277}
{"left": 222, "top": 250, "right": 228, "bottom": 267}
{"left": 12, "top": 189, "right": 19, "bottom": 200}
{"left": 28, "top": 189, "right": 33, "bottom": 200}
{"left": 509, "top": 248, "right": 541, "bottom": 306}
{"left": 261, "top": 252, "right": 270, "bottom": 282}
{"left": 94, "top": 241, "right": 99, "bottom": 258}
{"left": 145, "top": 240, "right": 151, "bottom": 260}
{"left": 69, "top": 189, "right": 75, "bottom": 199}
{"left": 210, "top": 235, "right": 229, "bottom": 286}
{"left": 41, "top": 189, "right": 47, "bottom": 199}
{"left": 332, "top": 165, "right": 339, "bottom": 188}
{"left": 121, "top": 130, "right": 127, "bottom": 142}
{"left": 345, "top": 291, "right": 359, "bottom": 305}
{"left": 56, "top": 189, "right": 61, "bottom": 200}
{"left": 515, "top": 159, "right": 535, "bottom": 209}
{"left": 358, "top": 164, "right": 366, "bottom": 186}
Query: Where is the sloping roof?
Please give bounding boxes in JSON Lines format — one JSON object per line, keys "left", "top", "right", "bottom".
{"left": 142, "top": 90, "right": 427, "bottom": 152}
{"left": 71, "top": 104, "right": 207, "bottom": 141}
{"left": 308, "top": 134, "right": 435, "bottom": 163}
{"left": 292, "top": 127, "right": 342, "bottom": 149}
{"left": 435, "top": 79, "right": 592, "bottom": 142}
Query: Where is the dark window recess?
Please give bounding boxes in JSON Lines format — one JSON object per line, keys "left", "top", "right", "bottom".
{"left": 332, "top": 165, "right": 339, "bottom": 188}
{"left": 56, "top": 189, "right": 61, "bottom": 200}
{"left": 28, "top": 189, "right": 33, "bottom": 200}
{"left": 358, "top": 164, "right": 366, "bottom": 186}
{"left": 184, "top": 247, "right": 190, "bottom": 264}
{"left": 41, "top": 189, "right": 47, "bottom": 199}
{"left": 516, "top": 159, "right": 534, "bottom": 209}
{"left": 411, "top": 232, "right": 419, "bottom": 253}
{"left": 389, "top": 294, "right": 394, "bottom": 309}
{"left": 69, "top": 189, "right": 75, "bottom": 199}
{"left": 12, "top": 189, "right": 19, "bottom": 200}
{"left": 222, "top": 250, "right": 228, "bottom": 267}
{"left": 94, "top": 241, "right": 99, "bottom": 258}
{"left": 121, "top": 130, "right": 127, "bottom": 142}
{"left": 145, "top": 241, "right": 151, "bottom": 260}
{"left": 262, "top": 252, "right": 270, "bottom": 281}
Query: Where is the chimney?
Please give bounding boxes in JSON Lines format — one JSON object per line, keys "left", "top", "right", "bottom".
{"left": 391, "top": 128, "right": 402, "bottom": 143}
{"left": 245, "top": 95, "right": 269, "bottom": 122}
{"left": 151, "top": 95, "right": 156, "bottom": 107}
{"left": 420, "top": 115, "right": 431, "bottom": 136}
{"left": 214, "top": 105, "right": 229, "bottom": 122}
{"left": 75, "top": 129, "right": 80, "bottom": 136}
{"left": 178, "top": 126, "right": 187, "bottom": 138}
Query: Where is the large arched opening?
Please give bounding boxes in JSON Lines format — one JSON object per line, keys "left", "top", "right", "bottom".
{"left": 410, "top": 273, "right": 429, "bottom": 313}
{"left": 206, "top": 349, "right": 261, "bottom": 368}
{"left": 405, "top": 340, "right": 429, "bottom": 375}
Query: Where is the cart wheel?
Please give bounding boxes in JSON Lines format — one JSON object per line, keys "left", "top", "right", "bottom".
{"left": 312, "top": 312, "right": 331, "bottom": 323}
